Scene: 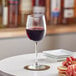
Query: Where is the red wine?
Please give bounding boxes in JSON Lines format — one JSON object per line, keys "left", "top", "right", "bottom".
{"left": 26, "top": 27, "right": 45, "bottom": 41}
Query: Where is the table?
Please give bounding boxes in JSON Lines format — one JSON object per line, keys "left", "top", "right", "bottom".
{"left": 0, "top": 53, "right": 75, "bottom": 76}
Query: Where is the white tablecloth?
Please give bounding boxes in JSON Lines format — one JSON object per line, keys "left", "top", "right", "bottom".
{"left": 0, "top": 53, "right": 76, "bottom": 76}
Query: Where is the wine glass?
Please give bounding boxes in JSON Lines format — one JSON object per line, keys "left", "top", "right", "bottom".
{"left": 24, "top": 15, "right": 50, "bottom": 71}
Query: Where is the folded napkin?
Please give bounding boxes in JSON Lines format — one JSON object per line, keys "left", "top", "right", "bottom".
{"left": 43, "top": 49, "right": 72, "bottom": 61}
{"left": 0, "top": 70, "right": 15, "bottom": 76}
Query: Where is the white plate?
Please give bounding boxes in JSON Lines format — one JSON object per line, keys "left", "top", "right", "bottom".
{"left": 0, "top": 54, "right": 62, "bottom": 76}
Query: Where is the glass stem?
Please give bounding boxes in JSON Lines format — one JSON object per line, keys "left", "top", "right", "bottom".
{"left": 35, "top": 42, "right": 38, "bottom": 66}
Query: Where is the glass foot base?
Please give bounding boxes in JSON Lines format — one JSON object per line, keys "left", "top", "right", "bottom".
{"left": 24, "top": 65, "right": 50, "bottom": 71}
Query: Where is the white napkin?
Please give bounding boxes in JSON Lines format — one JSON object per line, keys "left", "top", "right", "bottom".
{"left": 43, "top": 49, "right": 72, "bottom": 60}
